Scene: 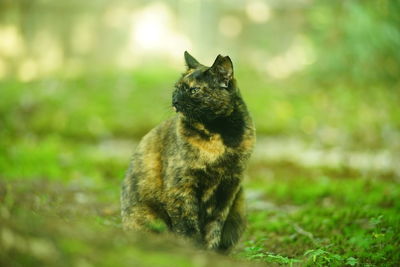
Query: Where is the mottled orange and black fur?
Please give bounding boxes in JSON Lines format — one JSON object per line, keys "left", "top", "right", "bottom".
{"left": 121, "top": 52, "right": 255, "bottom": 252}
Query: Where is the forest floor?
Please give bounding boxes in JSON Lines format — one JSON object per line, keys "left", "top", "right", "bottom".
{"left": 1, "top": 137, "right": 399, "bottom": 266}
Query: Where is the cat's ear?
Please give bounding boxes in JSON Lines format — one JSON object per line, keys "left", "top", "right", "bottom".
{"left": 210, "top": 55, "right": 234, "bottom": 88}
{"left": 184, "top": 51, "right": 200, "bottom": 69}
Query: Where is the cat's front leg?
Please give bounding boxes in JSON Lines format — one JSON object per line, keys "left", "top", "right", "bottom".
{"left": 204, "top": 182, "right": 242, "bottom": 250}
{"left": 203, "top": 211, "right": 228, "bottom": 250}
{"left": 166, "top": 185, "right": 202, "bottom": 243}
{"left": 217, "top": 187, "right": 246, "bottom": 253}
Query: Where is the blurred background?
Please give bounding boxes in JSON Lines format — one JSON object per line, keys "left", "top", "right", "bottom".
{"left": 1, "top": 0, "right": 399, "bottom": 179}
{"left": 1, "top": 0, "right": 399, "bottom": 266}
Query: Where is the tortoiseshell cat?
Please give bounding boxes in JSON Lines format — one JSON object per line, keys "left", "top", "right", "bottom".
{"left": 121, "top": 51, "right": 255, "bottom": 252}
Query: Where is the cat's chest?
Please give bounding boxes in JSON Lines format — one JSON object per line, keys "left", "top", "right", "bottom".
{"left": 184, "top": 133, "right": 226, "bottom": 163}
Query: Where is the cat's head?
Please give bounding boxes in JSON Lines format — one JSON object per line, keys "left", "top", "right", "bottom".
{"left": 172, "top": 51, "right": 237, "bottom": 121}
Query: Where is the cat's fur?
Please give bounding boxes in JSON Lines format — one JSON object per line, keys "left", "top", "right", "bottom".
{"left": 121, "top": 51, "right": 255, "bottom": 252}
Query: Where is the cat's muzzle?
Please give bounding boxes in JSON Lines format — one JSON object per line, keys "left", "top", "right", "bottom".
{"left": 172, "top": 100, "right": 178, "bottom": 112}
{"left": 173, "top": 95, "right": 184, "bottom": 113}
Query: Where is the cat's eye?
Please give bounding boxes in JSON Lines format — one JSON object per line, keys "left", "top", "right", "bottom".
{"left": 189, "top": 87, "right": 200, "bottom": 94}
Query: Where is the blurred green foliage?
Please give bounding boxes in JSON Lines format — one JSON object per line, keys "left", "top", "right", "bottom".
{"left": 1, "top": 68, "right": 399, "bottom": 150}
{"left": 1, "top": 0, "right": 400, "bottom": 266}
{"left": 305, "top": 0, "right": 400, "bottom": 86}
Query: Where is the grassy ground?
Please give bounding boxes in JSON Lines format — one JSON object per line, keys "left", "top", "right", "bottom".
{"left": 1, "top": 70, "right": 399, "bottom": 266}
{"left": 240, "top": 158, "right": 400, "bottom": 266}
{"left": 1, "top": 152, "right": 399, "bottom": 266}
